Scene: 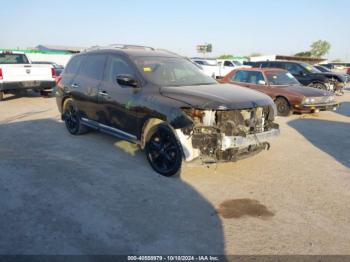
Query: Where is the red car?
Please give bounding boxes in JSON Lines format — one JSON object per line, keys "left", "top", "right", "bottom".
{"left": 220, "top": 68, "right": 339, "bottom": 116}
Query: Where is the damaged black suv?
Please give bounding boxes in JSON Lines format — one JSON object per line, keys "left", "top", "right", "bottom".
{"left": 56, "top": 45, "right": 280, "bottom": 176}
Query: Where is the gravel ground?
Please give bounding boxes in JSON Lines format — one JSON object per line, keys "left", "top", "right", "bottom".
{"left": 0, "top": 90, "right": 349, "bottom": 255}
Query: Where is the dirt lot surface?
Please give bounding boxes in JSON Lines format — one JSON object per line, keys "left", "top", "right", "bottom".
{"left": 0, "top": 91, "right": 349, "bottom": 255}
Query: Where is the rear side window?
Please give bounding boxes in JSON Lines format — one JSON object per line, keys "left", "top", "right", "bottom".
{"left": 0, "top": 54, "right": 29, "bottom": 64}
{"left": 269, "top": 62, "right": 284, "bottom": 69}
{"left": 224, "top": 61, "right": 234, "bottom": 67}
{"left": 79, "top": 55, "right": 107, "bottom": 80}
{"left": 65, "top": 56, "right": 83, "bottom": 74}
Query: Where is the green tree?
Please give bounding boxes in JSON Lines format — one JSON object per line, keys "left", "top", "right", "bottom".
{"left": 310, "top": 40, "right": 331, "bottom": 58}
{"left": 250, "top": 52, "right": 262, "bottom": 57}
{"left": 218, "top": 54, "right": 234, "bottom": 59}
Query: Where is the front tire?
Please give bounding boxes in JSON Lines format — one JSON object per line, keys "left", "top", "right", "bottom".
{"left": 275, "top": 97, "right": 292, "bottom": 116}
{"left": 62, "top": 98, "right": 88, "bottom": 135}
{"left": 145, "top": 124, "right": 183, "bottom": 177}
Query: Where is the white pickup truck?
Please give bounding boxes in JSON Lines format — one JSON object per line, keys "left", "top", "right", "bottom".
{"left": 192, "top": 58, "right": 251, "bottom": 79}
{"left": 0, "top": 51, "right": 56, "bottom": 100}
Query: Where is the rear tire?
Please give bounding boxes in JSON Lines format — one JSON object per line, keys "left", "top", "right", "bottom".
{"left": 0, "top": 91, "right": 4, "bottom": 101}
{"left": 275, "top": 97, "right": 292, "bottom": 116}
{"left": 62, "top": 98, "right": 88, "bottom": 135}
{"left": 145, "top": 124, "right": 183, "bottom": 177}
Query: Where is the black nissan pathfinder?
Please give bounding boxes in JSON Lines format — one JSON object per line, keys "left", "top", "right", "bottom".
{"left": 56, "top": 45, "right": 279, "bottom": 176}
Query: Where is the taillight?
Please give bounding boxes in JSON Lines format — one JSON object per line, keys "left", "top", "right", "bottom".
{"left": 0, "top": 68, "right": 3, "bottom": 80}
{"left": 51, "top": 68, "right": 57, "bottom": 78}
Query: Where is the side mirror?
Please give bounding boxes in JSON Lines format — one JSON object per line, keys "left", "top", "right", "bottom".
{"left": 258, "top": 80, "right": 266, "bottom": 85}
{"left": 298, "top": 71, "right": 306, "bottom": 76}
{"left": 117, "top": 74, "right": 139, "bottom": 88}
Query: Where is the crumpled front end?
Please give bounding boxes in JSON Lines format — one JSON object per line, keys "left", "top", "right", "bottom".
{"left": 176, "top": 106, "right": 280, "bottom": 163}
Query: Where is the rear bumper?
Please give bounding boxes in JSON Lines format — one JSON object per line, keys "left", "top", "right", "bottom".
{"left": 0, "top": 80, "right": 56, "bottom": 92}
{"left": 293, "top": 102, "right": 340, "bottom": 113}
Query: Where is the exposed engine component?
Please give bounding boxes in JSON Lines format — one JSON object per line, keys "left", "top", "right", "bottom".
{"left": 180, "top": 107, "right": 278, "bottom": 163}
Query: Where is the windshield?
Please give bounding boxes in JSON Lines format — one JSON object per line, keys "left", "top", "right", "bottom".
{"left": 233, "top": 61, "right": 243, "bottom": 66}
{"left": 315, "top": 66, "right": 330, "bottom": 72}
{"left": 266, "top": 71, "right": 300, "bottom": 86}
{"left": 299, "top": 62, "right": 321, "bottom": 73}
{"left": 134, "top": 56, "right": 217, "bottom": 87}
{"left": 0, "top": 54, "right": 29, "bottom": 64}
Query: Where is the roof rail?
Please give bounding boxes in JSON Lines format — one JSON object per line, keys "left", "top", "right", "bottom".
{"left": 84, "top": 44, "right": 155, "bottom": 52}
{"left": 155, "top": 48, "right": 181, "bottom": 57}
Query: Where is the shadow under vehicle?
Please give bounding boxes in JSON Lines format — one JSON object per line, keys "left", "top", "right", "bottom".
{"left": 0, "top": 118, "right": 225, "bottom": 255}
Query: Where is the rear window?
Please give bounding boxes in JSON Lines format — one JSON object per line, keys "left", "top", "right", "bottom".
{"left": 65, "top": 56, "right": 84, "bottom": 74}
{"left": 0, "top": 54, "right": 29, "bottom": 64}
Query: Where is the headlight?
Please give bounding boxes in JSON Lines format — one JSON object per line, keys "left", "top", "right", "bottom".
{"left": 303, "top": 97, "right": 315, "bottom": 104}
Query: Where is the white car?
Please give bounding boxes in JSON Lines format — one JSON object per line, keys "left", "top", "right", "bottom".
{"left": 0, "top": 51, "right": 56, "bottom": 100}
{"left": 191, "top": 58, "right": 220, "bottom": 79}
{"left": 217, "top": 59, "right": 251, "bottom": 77}
{"left": 192, "top": 58, "right": 251, "bottom": 79}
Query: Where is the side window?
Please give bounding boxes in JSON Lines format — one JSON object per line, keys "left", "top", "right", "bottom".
{"left": 231, "top": 70, "right": 249, "bottom": 82}
{"left": 284, "top": 63, "right": 303, "bottom": 75}
{"left": 105, "top": 55, "right": 135, "bottom": 83}
{"left": 195, "top": 60, "right": 204, "bottom": 65}
{"left": 79, "top": 55, "right": 107, "bottom": 80}
{"left": 65, "top": 55, "right": 83, "bottom": 74}
{"left": 224, "top": 61, "right": 234, "bottom": 67}
{"left": 271, "top": 63, "right": 284, "bottom": 70}
{"left": 246, "top": 71, "right": 265, "bottom": 84}
{"left": 261, "top": 62, "right": 271, "bottom": 68}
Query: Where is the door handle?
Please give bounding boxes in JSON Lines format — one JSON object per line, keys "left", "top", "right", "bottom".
{"left": 71, "top": 83, "right": 79, "bottom": 88}
{"left": 98, "top": 91, "right": 109, "bottom": 96}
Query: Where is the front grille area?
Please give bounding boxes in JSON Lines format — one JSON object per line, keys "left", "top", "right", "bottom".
{"left": 312, "top": 96, "right": 334, "bottom": 104}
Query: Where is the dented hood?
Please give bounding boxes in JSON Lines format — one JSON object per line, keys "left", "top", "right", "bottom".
{"left": 160, "top": 83, "right": 273, "bottom": 109}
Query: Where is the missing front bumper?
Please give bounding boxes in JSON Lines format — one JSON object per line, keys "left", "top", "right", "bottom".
{"left": 221, "top": 128, "right": 280, "bottom": 151}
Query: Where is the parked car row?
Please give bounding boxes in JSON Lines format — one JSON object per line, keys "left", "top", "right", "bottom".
{"left": 1, "top": 45, "right": 343, "bottom": 177}
{"left": 249, "top": 60, "right": 347, "bottom": 95}
{"left": 219, "top": 68, "right": 339, "bottom": 116}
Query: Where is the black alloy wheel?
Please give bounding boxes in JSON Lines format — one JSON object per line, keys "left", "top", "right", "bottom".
{"left": 145, "top": 125, "right": 182, "bottom": 177}
{"left": 63, "top": 99, "right": 87, "bottom": 135}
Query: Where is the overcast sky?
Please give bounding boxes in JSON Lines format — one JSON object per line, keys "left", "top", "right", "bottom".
{"left": 1, "top": 0, "right": 349, "bottom": 60}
